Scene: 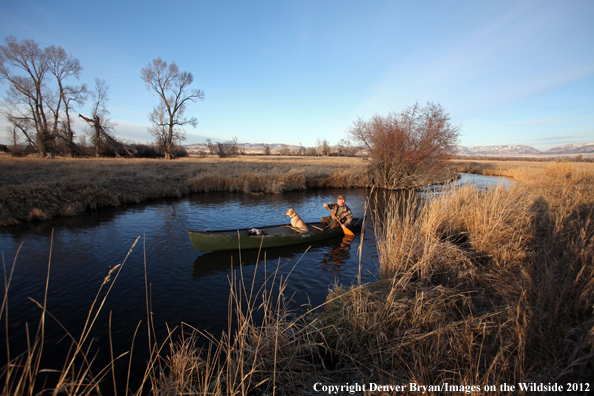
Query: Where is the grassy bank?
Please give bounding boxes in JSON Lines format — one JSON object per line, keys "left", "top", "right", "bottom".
{"left": 315, "top": 162, "right": 593, "bottom": 391}
{"left": 0, "top": 154, "right": 462, "bottom": 227}
{"left": 452, "top": 158, "right": 594, "bottom": 177}
{"left": 0, "top": 155, "right": 372, "bottom": 226}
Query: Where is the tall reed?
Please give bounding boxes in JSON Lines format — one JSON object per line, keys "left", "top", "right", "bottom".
{"left": 153, "top": 251, "right": 332, "bottom": 395}
{"left": 0, "top": 235, "right": 168, "bottom": 396}
{"left": 315, "top": 162, "right": 593, "bottom": 390}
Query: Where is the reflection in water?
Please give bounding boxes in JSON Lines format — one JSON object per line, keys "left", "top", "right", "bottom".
{"left": 320, "top": 235, "right": 353, "bottom": 275}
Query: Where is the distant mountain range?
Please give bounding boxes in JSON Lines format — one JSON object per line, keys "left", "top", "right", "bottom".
{"left": 456, "top": 143, "right": 594, "bottom": 157}
{"left": 185, "top": 142, "right": 594, "bottom": 157}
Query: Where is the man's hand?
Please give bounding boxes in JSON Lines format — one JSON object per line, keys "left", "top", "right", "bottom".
{"left": 323, "top": 203, "right": 329, "bottom": 209}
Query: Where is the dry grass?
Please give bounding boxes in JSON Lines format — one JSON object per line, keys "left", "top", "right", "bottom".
{"left": 0, "top": 156, "right": 371, "bottom": 226}
{"left": 156, "top": 164, "right": 592, "bottom": 395}
{"left": 452, "top": 158, "right": 594, "bottom": 178}
{"left": 312, "top": 162, "right": 593, "bottom": 392}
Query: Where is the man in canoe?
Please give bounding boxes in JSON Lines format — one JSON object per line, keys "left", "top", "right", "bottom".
{"left": 321, "top": 194, "right": 353, "bottom": 230}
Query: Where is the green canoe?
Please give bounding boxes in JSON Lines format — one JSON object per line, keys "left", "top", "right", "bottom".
{"left": 188, "top": 218, "right": 363, "bottom": 252}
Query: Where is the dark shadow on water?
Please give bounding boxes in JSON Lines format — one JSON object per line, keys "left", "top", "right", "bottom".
{"left": 192, "top": 234, "right": 357, "bottom": 279}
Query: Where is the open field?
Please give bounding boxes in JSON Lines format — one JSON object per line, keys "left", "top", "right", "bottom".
{"left": 452, "top": 158, "right": 594, "bottom": 176}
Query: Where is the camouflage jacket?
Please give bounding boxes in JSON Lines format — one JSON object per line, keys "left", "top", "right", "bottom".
{"left": 327, "top": 202, "right": 353, "bottom": 226}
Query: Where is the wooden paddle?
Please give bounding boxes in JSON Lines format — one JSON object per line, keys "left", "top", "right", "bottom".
{"left": 327, "top": 208, "right": 355, "bottom": 236}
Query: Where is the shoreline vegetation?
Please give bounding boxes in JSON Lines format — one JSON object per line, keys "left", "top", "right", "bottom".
{"left": 0, "top": 154, "right": 457, "bottom": 227}
{"left": 2, "top": 156, "right": 593, "bottom": 395}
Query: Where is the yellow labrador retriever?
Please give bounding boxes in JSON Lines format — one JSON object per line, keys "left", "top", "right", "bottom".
{"left": 285, "top": 208, "right": 309, "bottom": 232}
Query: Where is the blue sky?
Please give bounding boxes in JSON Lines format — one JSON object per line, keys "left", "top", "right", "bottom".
{"left": 1, "top": 0, "right": 593, "bottom": 150}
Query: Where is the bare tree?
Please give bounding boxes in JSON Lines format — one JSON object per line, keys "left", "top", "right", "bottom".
{"left": 263, "top": 143, "right": 271, "bottom": 155}
{"left": 349, "top": 102, "right": 460, "bottom": 189}
{"left": 0, "top": 37, "right": 86, "bottom": 157}
{"left": 0, "top": 37, "right": 51, "bottom": 156}
{"left": 205, "top": 138, "right": 215, "bottom": 154}
{"left": 305, "top": 146, "right": 317, "bottom": 156}
{"left": 298, "top": 142, "right": 306, "bottom": 156}
{"left": 1, "top": 107, "right": 36, "bottom": 148}
{"left": 79, "top": 79, "right": 135, "bottom": 157}
{"left": 60, "top": 84, "right": 87, "bottom": 156}
{"left": 278, "top": 144, "right": 293, "bottom": 156}
{"left": 146, "top": 101, "right": 169, "bottom": 154}
{"left": 46, "top": 45, "right": 87, "bottom": 156}
{"left": 141, "top": 57, "right": 204, "bottom": 159}
{"left": 88, "top": 78, "right": 112, "bottom": 156}
{"left": 316, "top": 138, "right": 330, "bottom": 156}
{"left": 337, "top": 138, "right": 358, "bottom": 157}
{"left": 213, "top": 137, "right": 239, "bottom": 158}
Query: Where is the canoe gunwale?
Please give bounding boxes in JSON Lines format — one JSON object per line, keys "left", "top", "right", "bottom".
{"left": 189, "top": 218, "right": 362, "bottom": 252}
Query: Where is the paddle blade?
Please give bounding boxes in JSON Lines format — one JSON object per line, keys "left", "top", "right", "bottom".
{"left": 327, "top": 208, "right": 355, "bottom": 236}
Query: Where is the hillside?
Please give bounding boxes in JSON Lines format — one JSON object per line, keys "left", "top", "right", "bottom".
{"left": 457, "top": 143, "right": 594, "bottom": 157}
{"left": 185, "top": 142, "right": 594, "bottom": 157}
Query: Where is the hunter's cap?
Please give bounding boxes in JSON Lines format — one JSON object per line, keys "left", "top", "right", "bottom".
{"left": 337, "top": 194, "right": 346, "bottom": 200}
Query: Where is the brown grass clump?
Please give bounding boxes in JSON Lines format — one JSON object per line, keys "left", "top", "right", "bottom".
{"left": 313, "top": 162, "right": 594, "bottom": 391}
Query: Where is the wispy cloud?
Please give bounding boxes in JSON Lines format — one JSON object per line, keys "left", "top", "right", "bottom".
{"left": 508, "top": 116, "right": 593, "bottom": 127}
{"left": 498, "top": 62, "right": 594, "bottom": 106}
{"left": 357, "top": 0, "right": 575, "bottom": 115}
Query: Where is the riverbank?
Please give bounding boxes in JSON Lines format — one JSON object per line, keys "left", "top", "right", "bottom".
{"left": 0, "top": 155, "right": 460, "bottom": 227}
{"left": 0, "top": 155, "right": 367, "bottom": 226}
{"left": 452, "top": 158, "right": 594, "bottom": 177}
{"left": 315, "top": 161, "right": 594, "bottom": 391}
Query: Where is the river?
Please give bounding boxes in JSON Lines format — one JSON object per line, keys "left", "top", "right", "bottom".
{"left": 0, "top": 173, "right": 510, "bottom": 392}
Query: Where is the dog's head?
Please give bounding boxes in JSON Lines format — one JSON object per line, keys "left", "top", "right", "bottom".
{"left": 285, "top": 208, "right": 296, "bottom": 217}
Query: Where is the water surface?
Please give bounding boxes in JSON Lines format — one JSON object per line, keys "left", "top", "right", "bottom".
{"left": 0, "top": 188, "right": 379, "bottom": 388}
